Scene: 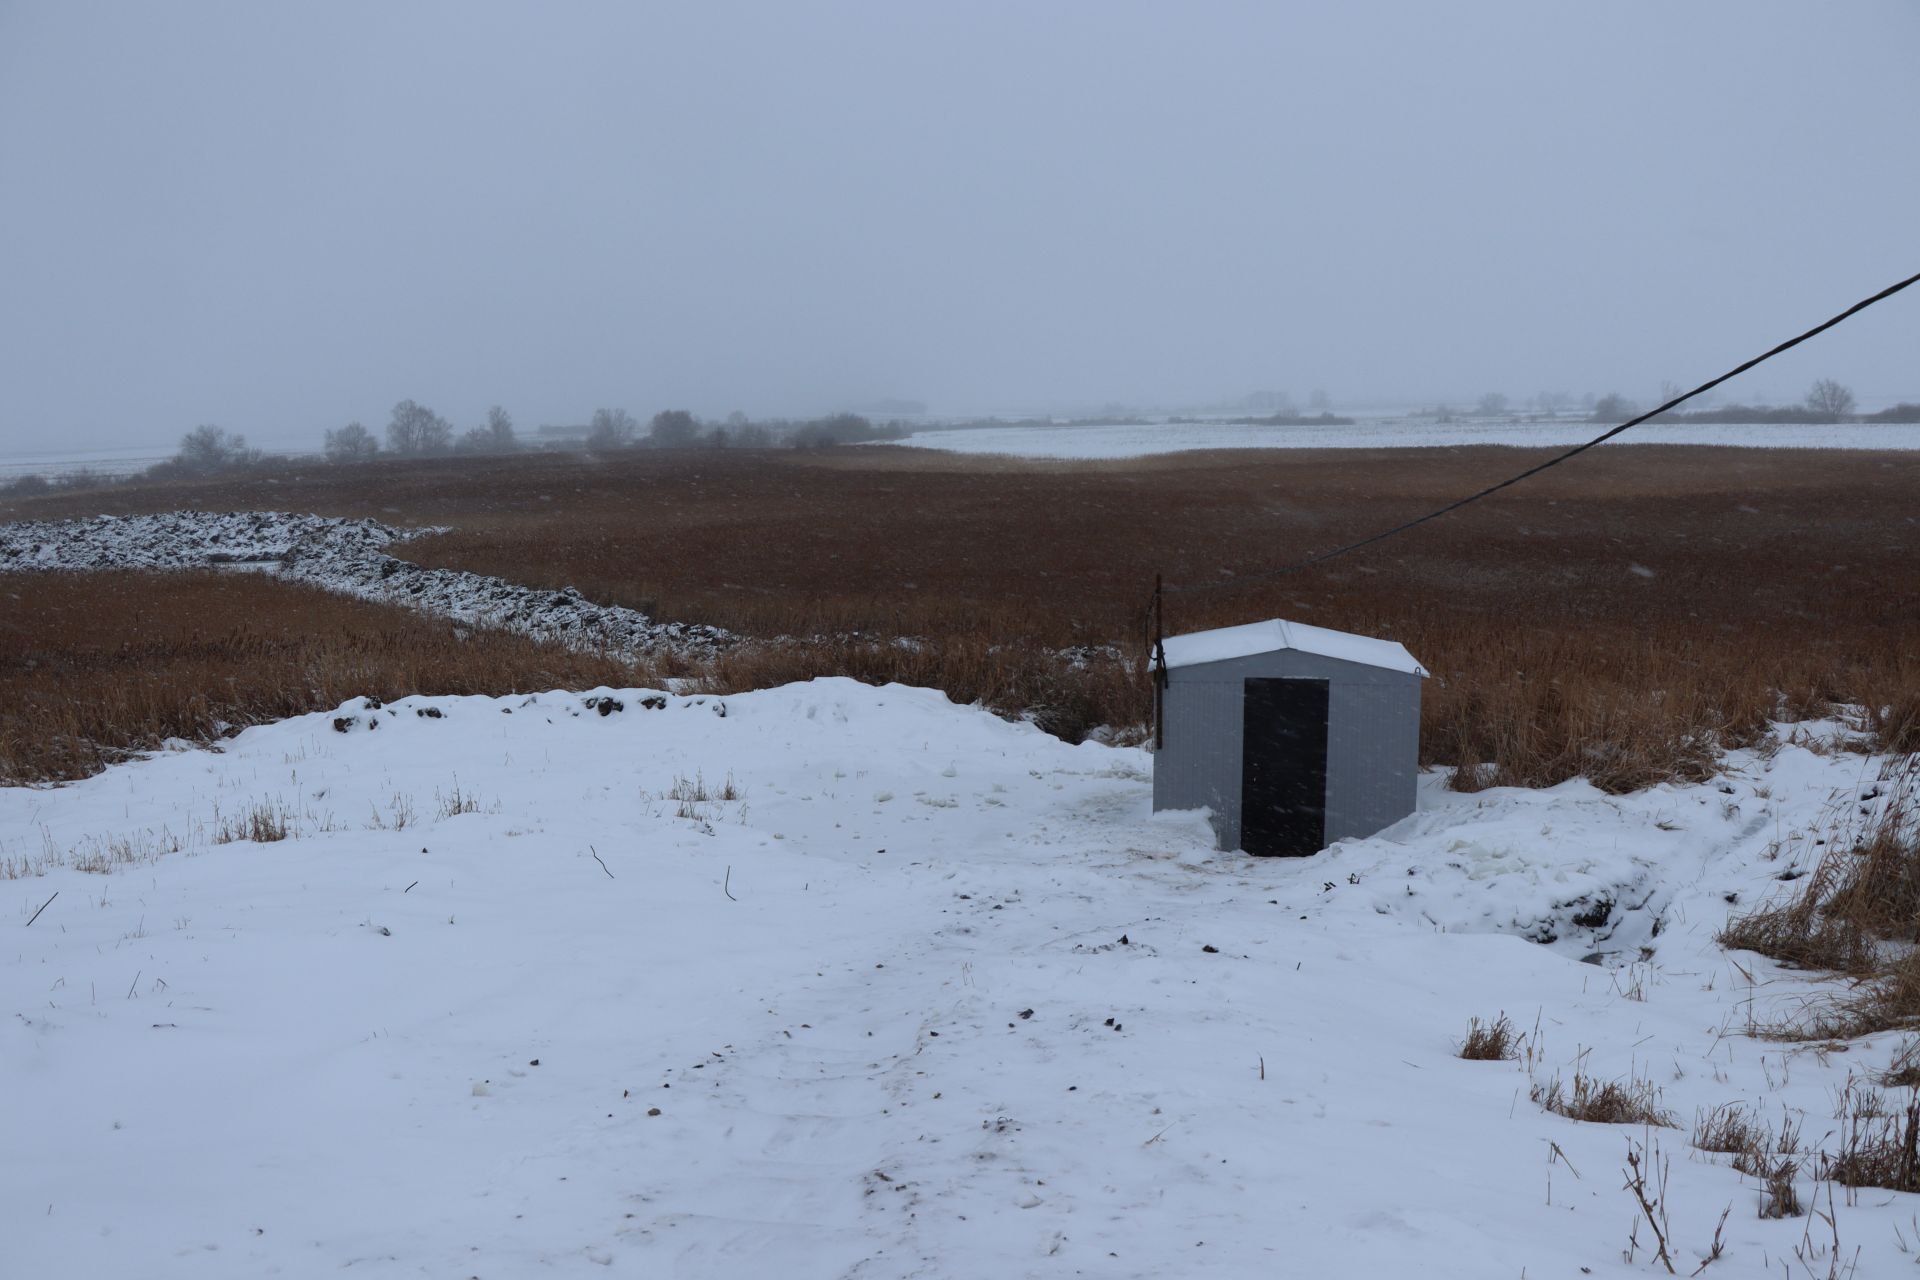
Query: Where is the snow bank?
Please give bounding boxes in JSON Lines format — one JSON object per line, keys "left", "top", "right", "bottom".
{"left": 5, "top": 680, "right": 1913, "bottom": 1277}
{"left": 0, "top": 510, "right": 733, "bottom": 660}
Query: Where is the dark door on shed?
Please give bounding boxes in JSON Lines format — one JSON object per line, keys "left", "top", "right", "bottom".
{"left": 1241, "top": 678, "right": 1329, "bottom": 857}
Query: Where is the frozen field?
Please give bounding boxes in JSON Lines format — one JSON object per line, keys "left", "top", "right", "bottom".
{"left": 6, "top": 678, "right": 1916, "bottom": 1277}
{"left": 895, "top": 419, "right": 1920, "bottom": 458}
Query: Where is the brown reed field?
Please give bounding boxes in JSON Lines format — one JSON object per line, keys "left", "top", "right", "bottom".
{"left": 0, "top": 571, "right": 644, "bottom": 784}
{"left": 4, "top": 440, "right": 1915, "bottom": 790}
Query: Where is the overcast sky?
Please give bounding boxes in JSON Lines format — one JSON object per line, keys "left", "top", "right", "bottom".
{"left": 1, "top": 2, "right": 1915, "bottom": 450}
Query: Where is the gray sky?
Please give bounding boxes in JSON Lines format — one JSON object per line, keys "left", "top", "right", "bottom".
{"left": 2, "top": 1, "right": 1916, "bottom": 450}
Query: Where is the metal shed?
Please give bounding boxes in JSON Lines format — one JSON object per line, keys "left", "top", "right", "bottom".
{"left": 1150, "top": 617, "right": 1428, "bottom": 856}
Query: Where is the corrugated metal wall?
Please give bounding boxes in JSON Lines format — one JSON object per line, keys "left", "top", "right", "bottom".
{"left": 1151, "top": 648, "right": 1421, "bottom": 852}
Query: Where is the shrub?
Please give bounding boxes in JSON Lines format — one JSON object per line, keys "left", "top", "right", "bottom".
{"left": 4, "top": 473, "right": 51, "bottom": 495}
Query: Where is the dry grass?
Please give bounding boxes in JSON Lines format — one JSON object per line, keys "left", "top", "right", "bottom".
{"left": 1718, "top": 758, "right": 1920, "bottom": 1038}
{"left": 5, "top": 443, "right": 1917, "bottom": 790}
{"left": 2, "top": 826, "right": 188, "bottom": 880}
{"left": 0, "top": 571, "right": 647, "bottom": 784}
{"left": 1759, "top": 1165, "right": 1803, "bottom": 1220}
{"left": 1531, "top": 1066, "right": 1678, "bottom": 1127}
{"left": 214, "top": 799, "right": 294, "bottom": 845}
{"left": 1870, "top": 690, "right": 1920, "bottom": 756}
{"left": 1820, "top": 1080, "right": 1920, "bottom": 1194}
{"left": 435, "top": 779, "right": 486, "bottom": 820}
{"left": 1692, "top": 1101, "right": 1804, "bottom": 1216}
{"left": 1458, "top": 1013, "right": 1519, "bottom": 1061}
{"left": 1878, "top": 1039, "right": 1920, "bottom": 1090}
{"left": 1693, "top": 1101, "right": 1767, "bottom": 1157}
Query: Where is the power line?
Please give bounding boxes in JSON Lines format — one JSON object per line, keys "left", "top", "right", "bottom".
{"left": 1164, "top": 268, "right": 1920, "bottom": 596}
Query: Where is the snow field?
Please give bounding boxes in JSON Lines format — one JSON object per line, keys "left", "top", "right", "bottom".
{"left": 3, "top": 680, "right": 1913, "bottom": 1277}
{"left": 893, "top": 419, "right": 1920, "bottom": 458}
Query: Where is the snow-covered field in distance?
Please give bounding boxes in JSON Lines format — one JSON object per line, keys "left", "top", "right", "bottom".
{"left": 7, "top": 678, "right": 1914, "bottom": 1277}
{"left": 0, "top": 443, "right": 181, "bottom": 480}
{"left": 894, "top": 418, "right": 1920, "bottom": 458}
{"left": 0, "top": 436, "right": 315, "bottom": 481}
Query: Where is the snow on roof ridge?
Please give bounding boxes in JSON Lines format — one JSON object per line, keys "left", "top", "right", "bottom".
{"left": 1161, "top": 616, "right": 1428, "bottom": 676}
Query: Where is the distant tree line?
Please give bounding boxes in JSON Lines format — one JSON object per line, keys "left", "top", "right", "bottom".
{"left": 1583, "top": 379, "right": 1896, "bottom": 426}
{"left": 324, "top": 401, "right": 909, "bottom": 461}
{"left": 12, "top": 379, "right": 1911, "bottom": 502}
{"left": 0, "top": 401, "right": 914, "bottom": 500}
{"left": 575, "top": 407, "right": 910, "bottom": 453}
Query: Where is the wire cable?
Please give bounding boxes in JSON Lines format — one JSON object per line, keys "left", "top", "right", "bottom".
{"left": 1164, "top": 268, "right": 1920, "bottom": 595}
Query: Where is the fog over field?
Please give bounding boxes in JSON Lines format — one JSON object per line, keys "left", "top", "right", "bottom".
{"left": 1, "top": 2, "right": 1916, "bottom": 452}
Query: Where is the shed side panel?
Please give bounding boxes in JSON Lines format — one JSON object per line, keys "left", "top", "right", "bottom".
{"left": 1323, "top": 676, "right": 1421, "bottom": 843}
{"left": 1151, "top": 676, "right": 1246, "bottom": 849}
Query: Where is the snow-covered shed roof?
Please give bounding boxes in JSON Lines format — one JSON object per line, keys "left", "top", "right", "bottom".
{"left": 1160, "top": 618, "right": 1428, "bottom": 677}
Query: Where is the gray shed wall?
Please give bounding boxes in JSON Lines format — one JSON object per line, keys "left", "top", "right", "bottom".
{"left": 1150, "top": 648, "right": 1421, "bottom": 852}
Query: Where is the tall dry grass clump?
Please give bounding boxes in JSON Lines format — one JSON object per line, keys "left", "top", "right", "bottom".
{"left": 1457, "top": 1013, "right": 1519, "bottom": 1061}
{"left": 1531, "top": 1065, "right": 1678, "bottom": 1127}
{"left": 0, "top": 571, "right": 647, "bottom": 784}
{"left": 1868, "top": 684, "right": 1920, "bottom": 755}
{"left": 1690, "top": 1102, "right": 1804, "bottom": 1217}
{"left": 1720, "top": 758, "right": 1920, "bottom": 1036}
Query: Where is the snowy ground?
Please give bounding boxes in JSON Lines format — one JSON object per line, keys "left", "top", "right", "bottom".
{"left": 0, "top": 511, "right": 733, "bottom": 660}
{"left": 894, "top": 419, "right": 1920, "bottom": 458}
{"left": 5, "top": 680, "right": 1915, "bottom": 1278}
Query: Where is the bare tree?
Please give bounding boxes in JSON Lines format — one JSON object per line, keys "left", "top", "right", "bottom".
{"left": 175, "top": 424, "right": 260, "bottom": 473}
{"left": 484, "top": 404, "right": 515, "bottom": 451}
{"left": 647, "top": 409, "right": 700, "bottom": 448}
{"left": 386, "top": 400, "right": 453, "bottom": 455}
{"left": 731, "top": 421, "right": 773, "bottom": 447}
{"left": 588, "top": 407, "right": 638, "bottom": 450}
{"left": 1806, "top": 378, "right": 1856, "bottom": 419}
{"left": 324, "top": 422, "right": 380, "bottom": 463}
{"left": 1476, "top": 392, "right": 1509, "bottom": 417}
{"left": 1591, "top": 392, "right": 1638, "bottom": 422}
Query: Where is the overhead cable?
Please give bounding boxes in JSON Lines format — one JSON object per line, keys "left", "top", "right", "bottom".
{"left": 1164, "top": 268, "right": 1920, "bottom": 595}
